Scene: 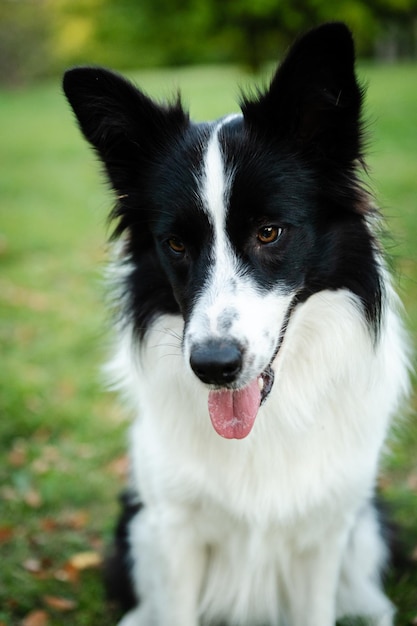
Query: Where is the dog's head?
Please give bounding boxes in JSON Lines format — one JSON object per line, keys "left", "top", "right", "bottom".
{"left": 64, "top": 23, "right": 381, "bottom": 438}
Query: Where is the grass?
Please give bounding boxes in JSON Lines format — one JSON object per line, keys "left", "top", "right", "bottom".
{"left": 0, "top": 62, "right": 416, "bottom": 625}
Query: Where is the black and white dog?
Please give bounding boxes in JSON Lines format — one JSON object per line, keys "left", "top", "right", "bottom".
{"left": 64, "top": 22, "right": 409, "bottom": 626}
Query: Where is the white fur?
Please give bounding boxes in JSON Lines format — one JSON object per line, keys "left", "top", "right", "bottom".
{"left": 107, "top": 124, "right": 410, "bottom": 626}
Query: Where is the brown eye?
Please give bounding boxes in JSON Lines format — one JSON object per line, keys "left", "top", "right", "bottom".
{"left": 167, "top": 237, "right": 185, "bottom": 254}
{"left": 257, "top": 225, "right": 282, "bottom": 245}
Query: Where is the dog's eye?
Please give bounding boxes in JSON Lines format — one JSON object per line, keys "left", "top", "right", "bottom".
{"left": 257, "top": 225, "right": 283, "bottom": 245}
{"left": 167, "top": 237, "right": 186, "bottom": 255}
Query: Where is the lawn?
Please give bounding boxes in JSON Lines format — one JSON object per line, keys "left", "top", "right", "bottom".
{"left": 0, "top": 62, "right": 416, "bottom": 625}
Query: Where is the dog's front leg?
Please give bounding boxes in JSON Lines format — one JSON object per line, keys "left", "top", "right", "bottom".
{"left": 125, "top": 505, "right": 206, "bottom": 626}
{"left": 286, "top": 527, "right": 348, "bottom": 626}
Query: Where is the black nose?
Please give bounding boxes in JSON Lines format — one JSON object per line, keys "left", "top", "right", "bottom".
{"left": 190, "top": 340, "right": 243, "bottom": 385}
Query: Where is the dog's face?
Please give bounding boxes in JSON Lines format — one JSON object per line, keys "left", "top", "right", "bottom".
{"left": 64, "top": 23, "right": 381, "bottom": 438}
{"left": 149, "top": 115, "right": 315, "bottom": 438}
{"left": 151, "top": 116, "right": 306, "bottom": 437}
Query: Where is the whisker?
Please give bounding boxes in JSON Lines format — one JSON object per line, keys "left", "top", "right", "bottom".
{"left": 148, "top": 343, "right": 182, "bottom": 351}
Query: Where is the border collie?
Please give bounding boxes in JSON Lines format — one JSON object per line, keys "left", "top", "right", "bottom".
{"left": 63, "top": 22, "right": 409, "bottom": 626}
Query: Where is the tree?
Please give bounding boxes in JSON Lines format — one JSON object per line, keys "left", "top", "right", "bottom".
{"left": 0, "top": 0, "right": 52, "bottom": 86}
{"left": 1, "top": 0, "right": 415, "bottom": 85}
{"left": 89, "top": 0, "right": 416, "bottom": 72}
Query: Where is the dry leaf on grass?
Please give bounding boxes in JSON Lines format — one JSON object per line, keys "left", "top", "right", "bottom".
{"left": 39, "top": 517, "right": 59, "bottom": 532}
{"left": 107, "top": 454, "right": 129, "bottom": 479}
{"left": 54, "top": 562, "right": 80, "bottom": 584}
{"left": 43, "top": 596, "right": 77, "bottom": 611}
{"left": 22, "top": 557, "right": 53, "bottom": 579}
{"left": 8, "top": 441, "right": 27, "bottom": 467}
{"left": 54, "top": 550, "right": 102, "bottom": 584}
{"left": 23, "top": 558, "right": 43, "bottom": 574}
{"left": 69, "top": 550, "right": 102, "bottom": 570}
{"left": 21, "top": 609, "right": 49, "bottom": 626}
{"left": 24, "top": 488, "right": 43, "bottom": 508}
{"left": 60, "top": 510, "right": 89, "bottom": 530}
{"left": 0, "top": 525, "right": 14, "bottom": 543}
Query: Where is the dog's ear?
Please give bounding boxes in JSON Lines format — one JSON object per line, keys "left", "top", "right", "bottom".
{"left": 242, "top": 23, "right": 364, "bottom": 165}
{"left": 63, "top": 67, "right": 188, "bottom": 192}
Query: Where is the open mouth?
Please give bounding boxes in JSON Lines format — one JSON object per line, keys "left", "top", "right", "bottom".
{"left": 207, "top": 365, "right": 275, "bottom": 440}
{"left": 259, "top": 365, "right": 275, "bottom": 405}
{"left": 206, "top": 294, "right": 298, "bottom": 440}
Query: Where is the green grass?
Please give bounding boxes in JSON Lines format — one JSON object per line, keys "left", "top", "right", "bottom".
{"left": 0, "top": 63, "right": 416, "bottom": 625}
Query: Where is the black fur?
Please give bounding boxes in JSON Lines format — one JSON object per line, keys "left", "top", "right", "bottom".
{"left": 104, "top": 492, "right": 141, "bottom": 612}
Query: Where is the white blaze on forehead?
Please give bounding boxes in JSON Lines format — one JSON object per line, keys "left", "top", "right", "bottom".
{"left": 198, "top": 116, "right": 242, "bottom": 337}
{"left": 201, "top": 115, "right": 240, "bottom": 231}
{"left": 194, "top": 116, "right": 291, "bottom": 336}
{"left": 185, "top": 115, "right": 297, "bottom": 385}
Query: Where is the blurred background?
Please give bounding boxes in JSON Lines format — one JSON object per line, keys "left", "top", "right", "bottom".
{"left": 1, "top": 1, "right": 417, "bottom": 625}
{"left": 0, "top": 0, "right": 417, "bottom": 85}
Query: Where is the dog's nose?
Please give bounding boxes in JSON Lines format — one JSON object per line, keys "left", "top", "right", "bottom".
{"left": 190, "top": 340, "right": 243, "bottom": 385}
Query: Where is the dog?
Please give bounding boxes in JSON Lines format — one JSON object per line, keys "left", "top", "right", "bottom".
{"left": 63, "top": 22, "right": 410, "bottom": 626}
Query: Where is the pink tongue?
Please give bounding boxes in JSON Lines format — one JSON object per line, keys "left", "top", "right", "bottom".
{"left": 208, "top": 379, "right": 261, "bottom": 439}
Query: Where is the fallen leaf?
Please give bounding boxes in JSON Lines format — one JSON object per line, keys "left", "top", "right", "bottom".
{"left": 107, "top": 454, "right": 129, "bottom": 479}
{"left": 0, "top": 525, "right": 14, "bottom": 543}
{"left": 22, "top": 557, "right": 53, "bottom": 579}
{"left": 8, "top": 441, "right": 27, "bottom": 467}
{"left": 54, "top": 562, "right": 79, "bottom": 584}
{"left": 21, "top": 609, "right": 49, "bottom": 626}
{"left": 23, "top": 558, "right": 43, "bottom": 574}
{"left": 40, "top": 517, "right": 59, "bottom": 532}
{"left": 69, "top": 551, "right": 102, "bottom": 570}
{"left": 24, "top": 488, "right": 42, "bottom": 508}
{"left": 43, "top": 596, "right": 77, "bottom": 612}
{"left": 60, "top": 510, "right": 89, "bottom": 530}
